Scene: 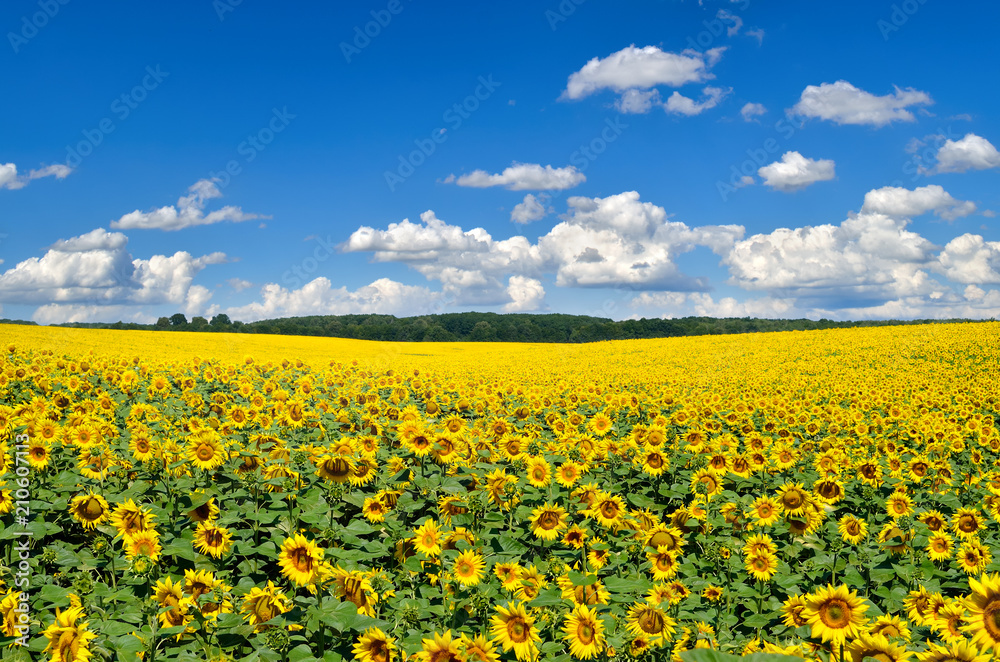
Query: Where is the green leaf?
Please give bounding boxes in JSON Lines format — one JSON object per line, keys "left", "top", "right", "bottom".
{"left": 287, "top": 644, "right": 318, "bottom": 662}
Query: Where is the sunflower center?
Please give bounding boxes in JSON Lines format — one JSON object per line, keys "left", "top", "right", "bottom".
{"left": 819, "top": 599, "right": 850, "bottom": 628}
{"left": 206, "top": 530, "right": 223, "bottom": 546}
{"left": 846, "top": 520, "right": 861, "bottom": 535}
{"left": 577, "top": 622, "right": 595, "bottom": 644}
{"left": 539, "top": 512, "right": 559, "bottom": 530}
{"left": 254, "top": 598, "right": 276, "bottom": 622}
{"left": 82, "top": 498, "right": 104, "bottom": 520}
{"left": 647, "top": 454, "right": 663, "bottom": 468}
{"left": 637, "top": 609, "right": 664, "bottom": 634}
{"left": 508, "top": 619, "right": 529, "bottom": 643}
{"left": 293, "top": 548, "right": 314, "bottom": 573}
{"left": 984, "top": 603, "right": 1000, "bottom": 639}
{"left": 600, "top": 501, "right": 619, "bottom": 519}
{"left": 782, "top": 491, "right": 803, "bottom": 509}
{"left": 196, "top": 444, "right": 215, "bottom": 461}
{"left": 958, "top": 515, "right": 978, "bottom": 532}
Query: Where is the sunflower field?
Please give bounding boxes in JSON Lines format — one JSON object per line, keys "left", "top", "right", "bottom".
{"left": 2, "top": 322, "right": 1000, "bottom": 662}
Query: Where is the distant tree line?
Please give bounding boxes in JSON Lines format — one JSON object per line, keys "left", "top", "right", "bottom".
{"left": 32, "top": 311, "right": 991, "bottom": 343}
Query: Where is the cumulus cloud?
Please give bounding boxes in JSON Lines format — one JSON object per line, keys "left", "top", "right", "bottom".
{"left": 927, "top": 133, "right": 1000, "bottom": 174}
{"left": 790, "top": 80, "right": 932, "bottom": 127}
{"left": 32, "top": 304, "right": 158, "bottom": 326}
{"left": 631, "top": 291, "right": 795, "bottom": 319}
{"left": 227, "top": 277, "right": 254, "bottom": 292}
{"left": 511, "top": 194, "right": 549, "bottom": 224}
{"left": 0, "top": 228, "right": 226, "bottom": 319}
{"left": 111, "top": 178, "right": 268, "bottom": 231}
{"left": 614, "top": 88, "right": 662, "bottom": 114}
{"left": 740, "top": 102, "right": 767, "bottom": 122}
{"left": 504, "top": 276, "right": 546, "bottom": 312}
{"left": 936, "top": 234, "right": 1000, "bottom": 284}
{"left": 447, "top": 163, "right": 586, "bottom": 191}
{"left": 562, "top": 45, "right": 725, "bottom": 101}
{"left": 758, "top": 152, "right": 835, "bottom": 192}
{"left": 345, "top": 192, "right": 744, "bottom": 300}
{"left": 664, "top": 86, "right": 730, "bottom": 116}
{"left": 861, "top": 185, "right": 976, "bottom": 221}
{"left": 0, "top": 161, "right": 73, "bottom": 190}
{"left": 225, "top": 277, "right": 443, "bottom": 322}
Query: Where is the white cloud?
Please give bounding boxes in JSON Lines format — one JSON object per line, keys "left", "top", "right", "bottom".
{"left": 449, "top": 163, "right": 585, "bottom": 191}
{"left": 790, "top": 80, "right": 932, "bottom": 127}
{"left": 664, "top": 86, "right": 730, "bottom": 116}
{"left": 345, "top": 192, "right": 744, "bottom": 299}
{"left": 0, "top": 161, "right": 73, "bottom": 190}
{"left": 758, "top": 151, "right": 835, "bottom": 192}
{"left": 745, "top": 28, "right": 765, "bottom": 44}
{"left": 225, "top": 277, "right": 444, "bottom": 322}
{"left": 227, "top": 277, "right": 254, "bottom": 292}
{"left": 614, "top": 88, "right": 662, "bottom": 114}
{"left": 861, "top": 185, "right": 976, "bottom": 221}
{"left": 740, "top": 102, "right": 767, "bottom": 122}
{"left": 111, "top": 178, "right": 268, "bottom": 231}
{"left": 936, "top": 234, "right": 1000, "bottom": 284}
{"left": 631, "top": 291, "right": 795, "bottom": 319}
{"left": 504, "top": 276, "right": 546, "bottom": 312}
{"left": 511, "top": 194, "right": 549, "bottom": 224}
{"left": 928, "top": 133, "right": 1000, "bottom": 174}
{"left": 723, "top": 210, "right": 937, "bottom": 306}
{"left": 32, "top": 304, "right": 157, "bottom": 325}
{"left": 0, "top": 228, "right": 226, "bottom": 314}
{"left": 562, "top": 45, "right": 725, "bottom": 100}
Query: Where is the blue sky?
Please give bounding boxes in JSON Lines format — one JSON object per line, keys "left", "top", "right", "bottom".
{"left": 2, "top": 0, "right": 999, "bottom": 324}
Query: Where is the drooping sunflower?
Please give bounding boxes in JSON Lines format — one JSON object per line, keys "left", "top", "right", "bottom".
{"left": 933, "top": 600, "right": 967, "bottom": 643}
{"left": 111, "top": 499, "right": 155, "bottom": 539}
{"left": 352, "top": 627, "right": 396, "bottom": 662}
{"left": 775, "top": 482, "right": 810, "bottom": 516}
{"left": 839, "top": 515, "right": 868, "bottom": 545}
{"left": 557, "top": 574, "right": 610, "bottom": 607}
{"left": 42, "top": 606, "right": 98, "bottom": 662}
{"left": 187, "top": 496, "right": 220, "bottom": 523}
{"left": 918, "top": 509, "right": 947, "bottom": 533}
{"left": 625, "top": 602, "right": 675, "bottom": 647}
{"left": 562, "top": 604, "right": 606, "bottom": 660}
{"left": 530, "top": 503, "right": 567, "bottom": 541}
{"left": 315, "top": 455, "right": 356, "bottom": 483}
{"left": 802, "top": 584, "right": 870, "bottom": 646}
{"left": 330, "top": 567, "right": 376, "bottom": 616}
{"left": 514, "top": 565, "right": 548, "bottom": 601}
{"left": 490, "top": 602, "right": 540, "bottom": 662}
{"left": 494, "top": 562, "right": 523, "bottom": 592}
{"left": 193, "top": 521, "right": 233, "bottom": 558}
{"left": 563, "top": 524, "right": 588, "bottom": 549}
{"left": 903, "top": 586, "right": 933, "bottom": 626}
{"left": 240, "top": 581, "right": 291, "bottom": 632}
{"left": 962, "top": 572, "right": 1000, "bottom": 652}
{"left": 278, "top": 534, "right": 324, "bottom": 587}
{"left": 587, "top": 538, "right": 610, "bottom": 570}
{"left": 869, "top": 614, "right": 912, "bottom": 641}
{"left": 452, "top": 550, "right": 486, "bottom": 588}
{"left": 701, "top": 585, "right": 724, "bottom": 602}
{"left": 69, "top": 491, "right": 110, "bottom": 530}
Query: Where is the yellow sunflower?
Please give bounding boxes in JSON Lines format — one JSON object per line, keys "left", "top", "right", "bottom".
{"left": 490, "top": 602, "right": 540, "bottom": 661}
{"left": 69, "top": 491, "right": 110, "bottom": 530}
{"left": 847, "top": 633, "right": 910, "bottom": 662}
{"left": 625, "top": 602, "right": 675, "bottom": 647}
{"left": 125, "top": 530, "right": 162, "bottom": 561}
{"left": 839, "top": 515, "right": 868, "bottom": 545}
{"left": 412, "top": 519, "right": 442, "bottom": 557}
{"left": 926, "top": 532, "right": 954, "bottom": 562}
{"left": 775, "top": 482, "right": 810, "bottom": 516}
{"left": 962, "top": 572, "right": 1000, "bottom": 652}
{"left": 187, "top": 428, "right": 226, "bottom": 471}
{"left": 802, "top": 584, "right": 869, "bottom": 646}
{"left": 42, "top": 606, "right": 98, "bottom": 662}
{"left": 562, "top": 604, "right": 605, "bottom": 660}
{"left": 916, "top": 640, "right": 992, "bottom": 662}
{"left": 353, "top": 627, "right": 396, "bottom": 662}
{"left": 748, "top": 495, "right": 781, "bottom": 527}
{"left": 452, "top": 550, "right": 486, "bottom": 588}
{"left": 459, "top": 633, "right": 499, "bottom": 662}
{"left": 530, "top": 503, "right": 567, "bottom": 541}
{"left": 525, "top": 456, "right": 551, "bottom": 488}
{"left": 278, "top": 534, "right": 324, "bottom": 587}
{"left": 110, "top": 499, "right": 155, "bottom": 539}
{"left": 646, "top": 546, "right": 680, "bottom": 581}
{"left": 193, "top": 521, "right": 233, "bottom": 558}
{"left": 745, "top": 552, "right": 778, "bottom": 582}
{"left": 240, "top": 581, "right": 291, "bottom": 632}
